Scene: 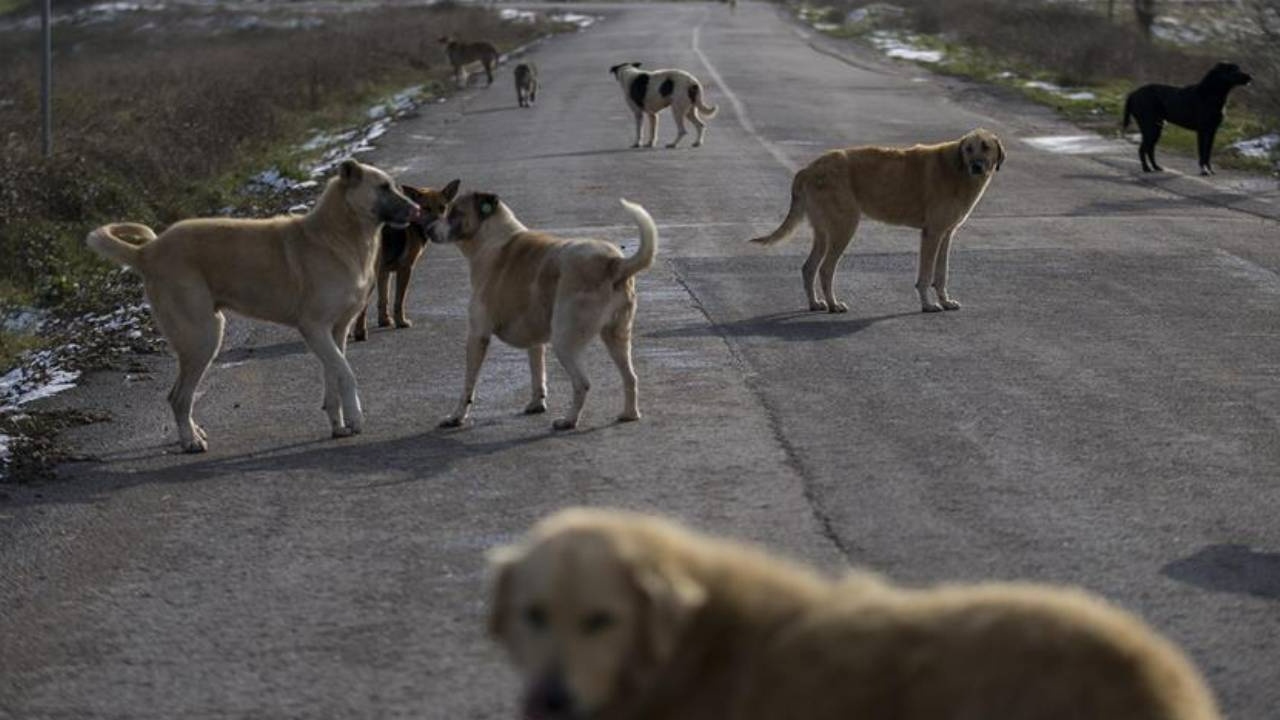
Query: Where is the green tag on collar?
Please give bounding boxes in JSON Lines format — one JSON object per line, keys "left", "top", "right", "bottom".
{"left": 480, "top": 202, "right": 495, "bottom": 216}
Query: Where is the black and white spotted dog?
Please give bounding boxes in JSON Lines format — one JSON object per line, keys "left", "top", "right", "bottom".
{"left": 609, "top": 62, "right": 718, "bottom": 149}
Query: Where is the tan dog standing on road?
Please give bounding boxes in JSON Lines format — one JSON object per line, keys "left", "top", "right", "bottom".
{"left": 752, "top": 128, "right": 1004, "bottom": 313}
{"left": 489, "top": 508, "right": 1221, "bottom": 720}
{"left": 440, "top": 35, "right": 499, "bottom": 88}
{"left": 428, "top": 192, "right": 657, "bottom": 431}
{"left": 86, "top": 160, "right": 421, "bottom": 452}
{"left": 609, "top": 63, "right": 718, "bottom": 148}
{"left": 352, "top": 180, "right": 460, "bottom": 341}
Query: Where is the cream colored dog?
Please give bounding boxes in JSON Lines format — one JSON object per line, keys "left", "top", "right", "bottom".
{"left": 609, "top": 63, "right": 718, "bottom": 148}
{"left": 427, "top": 193, "right": 657, "bottom": 431}
{"left": 489, "top": 508, "right": 1221, "bottom": 720}
{"left": 752, "top": 128, "right": 1004, "bottom": 313}
{"left": 85, "top": 160, "right": 421, "bottom": 452}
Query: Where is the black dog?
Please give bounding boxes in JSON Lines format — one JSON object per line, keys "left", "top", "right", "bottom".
{"left": 1123, "top": 62, "right": 1252, "bottom": 175}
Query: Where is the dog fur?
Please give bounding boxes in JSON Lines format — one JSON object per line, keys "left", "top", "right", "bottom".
{"left": 352, "top": 181, "right": 459, "bottom": 342}
{"left": 439, "top": 35, "right": 499, "bottom": 88}
{"left": 515, "top": 62, "right": 539, "bottom": 108}
{"left": 85, "top": 160, "right": 420, "bottom": 452}
{"left": 489, "top": 508, "right": 1222, "bottom": 720}
{"left": 609, "top": 63, "right": 718, "bottom": 148}
{"left": 1123, "top": 62, "right": 1252, "bottom": 175}
{"left": 427, "top": 193, "right": 657, "bottom": 430}
{"left": 751, "top": 128, "right": 1004, "bottom": 313}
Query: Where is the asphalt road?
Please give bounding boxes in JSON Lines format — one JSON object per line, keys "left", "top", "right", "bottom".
{"left": 3, "top": 3, "right": 1280, "bottom": 718}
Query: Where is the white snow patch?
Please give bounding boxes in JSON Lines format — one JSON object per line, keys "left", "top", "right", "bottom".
{"left": 1023, "top": 80, "right": 1095, "bottom": 102}
{"left": 1023, "top": 134, "right": 1123, "bottom": 155}
{"left": 550, "top": 12, "right": 599, "bottom": 29}
{"left": 1232, "top": 133, "right": 1280, "bottom": 159}
{"left": 869, "top": 31, "right": 943, "bottom": 63}
{"left": 500, "top": 8, "right": 538, "bottom": 23}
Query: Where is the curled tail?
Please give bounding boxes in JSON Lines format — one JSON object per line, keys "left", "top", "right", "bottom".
{"left": 614, "top": 198, "right": 658, "bottom": 281}
{"left": 1122, "top": 94, "right": 1134, "bottom": 131}
{"left": 86, "top": 222, "right": 157, "bottom": 272}
{"left": 689, "top": 83, "right": 718, "bottom": 119}
{"left": 750, "top": 172, "right": 806, "bottom": 246}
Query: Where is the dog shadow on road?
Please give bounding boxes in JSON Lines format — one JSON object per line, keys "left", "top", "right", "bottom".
{"left": 647, "top": 310, "right": 917, "bottom": 343}
{"left": 1161, "top": 544, "right": 1280, "bottom": 600}
{"left": 15, "top": 428, "right": 564, "bottom": 510}
{"left": 516, "top": 147, "right": 646, "bottom": 162}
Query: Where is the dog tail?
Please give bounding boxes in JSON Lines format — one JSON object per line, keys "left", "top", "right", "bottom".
{"left": 85, "top": 222, "right": 156, "bottom": 272}
{"left": 614, "top": 198, "right": 658, "bottom": 281}
{"left": 689, "top": 83, "right": 718, "bottom": 118}
{"left": 750, "top": 172, "right": 806, "bottom": 246}
{"left": 1122, "top": 93, "right": 1133, "bottom": 131}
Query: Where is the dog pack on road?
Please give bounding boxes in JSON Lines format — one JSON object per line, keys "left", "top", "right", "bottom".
{"left": 80, "top": 15, "right": 1254, "bottom": 718}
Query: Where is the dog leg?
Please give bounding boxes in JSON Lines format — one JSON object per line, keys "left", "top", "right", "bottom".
{"left": 524, "top": 345, "right": 549, "bottom": 415}
{"left": 1198, "top": 126, "right": 1218, "bottom": 175}
{"left": 645, "top": 112, "right": 659, "bottom": 148}
{"left": 631, "top": 111, "right": 645, "bottom": 148}
{"left": 551, "top": 319, "right": 594, "bottom": 430}
{"left": 817, "top": 217, "right": 857, "bottom": 313}
{"left": 1144, "top": 122, "right": 1164, "bottom": 172}
{"left": 803, "top": 230, "right": 829, "bottom": 311}
{"left": 484, "top": 60, "right": 494, "bottom": 86}
{"left": 377, "top": 269, "right": 393, "bottom": 328}
{"left": 164, "top": 310, "right": 224, "bottom": 454}
{"left": 440, "top": 333, "right": 491, "bottom": 428}
{"left": 932, "top": 228, "right": 961, "bottom": 310}
{"left": 301, "top": 323, "right": 362, "bottom": 437}
{"left": 353, "top": 301, "right": 370, "bottom": 342}
{"left": 917, "top": 228, "right": 946, "bottom": 312}
{"left": 667, "top": 106, "right": 688, "bottom": 148}
{"left": 393, "top": 266, "right": 414, "bottom": 328}
{"left": 602, "top": 308, "right": 640, "bottom": 422}
{"left": 688, "top": 106, "right": 707, "bottom": 148}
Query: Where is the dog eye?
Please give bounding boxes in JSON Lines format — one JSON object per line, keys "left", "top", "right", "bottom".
{"left": 581, "top": 611, "right": 616, "bottom": 635}
{"left": 524, "top": 604, "right": 548, "bottom": 631}
{"left": 980, "top": 142, "right": 989, "bottom": 151}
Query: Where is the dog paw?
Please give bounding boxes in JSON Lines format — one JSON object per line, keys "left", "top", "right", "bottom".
{"left": 617, "top": 411, "right": 641, "bottom": 423}
{"left": 377, "top": 315, "right": 392, "bottom": 328}
{"left": 438, "top": 416, "right": 467, "bottom": 429}
{"left": 808, "top": 300, "right": 828, "bottom": 312}
{"left": 631, "top": 143, "right": 642, "bottom": 149}
{"left": 552, "top": 418, "right": 578, "bottom": 431}
{"left": 181, "top": 437, "right": 208, "bottom": 454}
{"left": 332, "top": 426, "right": 357, "bottom": 439}
{"left": 941, "top": 299, "right": 962, "bottom": 311}
{"left": 523, "top": 399, "right": 548, "bottom": 415}
{"left": 921, "top": 303, "right": 944, "bottom": 313}
{"left": 827, "top": 302, "right": 849, "bottom": 314}
{"left": 395, "top": 318, "right": 412, "bottom": 329}
{"left": 693, "top": 141, "right": 703, "bottom": 148}
{"left": 352, "top": 331, "right": 368, "bottom": 342}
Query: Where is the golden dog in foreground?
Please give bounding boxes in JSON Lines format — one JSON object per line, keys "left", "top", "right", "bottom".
{"left": 489, "top": 508, "right": 1219, "bottom": 720}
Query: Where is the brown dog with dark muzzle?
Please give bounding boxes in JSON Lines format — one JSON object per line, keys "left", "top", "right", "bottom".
{"left": 353, "top": 180, "right": 459, "bottom": 341}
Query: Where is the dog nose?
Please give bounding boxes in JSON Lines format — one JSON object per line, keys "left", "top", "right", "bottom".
{"left": 525, "top": 673, "right": 574, "bottom": 718}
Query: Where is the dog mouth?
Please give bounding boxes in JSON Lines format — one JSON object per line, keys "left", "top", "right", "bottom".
{"left": 969, "top": 163, "right": 987, "bottom": 176}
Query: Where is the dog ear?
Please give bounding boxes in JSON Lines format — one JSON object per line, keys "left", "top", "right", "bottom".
{"left": 633, "top": 563, "right": 706, "bottom": 664}
{"left": 443, "top": 179, "right": 461, "bottom": 202}
{"left": 995, "top": 137, "right": 1005, "bottom": 171}
{"left": 475, "top": 192, "right": 500, "bottom": 219}
{"left": 485, "top": 544, "right": 523, "bottom": 639}
{"left": 632, "top": 62, "right": 643, "bottom": 68}
{"left": 339, "top": 159, "right": 363, "bottom": 183}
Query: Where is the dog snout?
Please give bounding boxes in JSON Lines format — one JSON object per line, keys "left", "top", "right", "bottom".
{"left": 426, "top": 219, "right": 448, "bottom": 244}
{"left": 523, "top": 671, "right": 576, "bottom": 720}
{"left": 969, "top": 160, "right": 986, "bottom": 175}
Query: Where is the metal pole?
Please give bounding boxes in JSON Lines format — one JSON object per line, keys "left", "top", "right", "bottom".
{"left": 41, "top": 0, "right": 52, "bottom": 157}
